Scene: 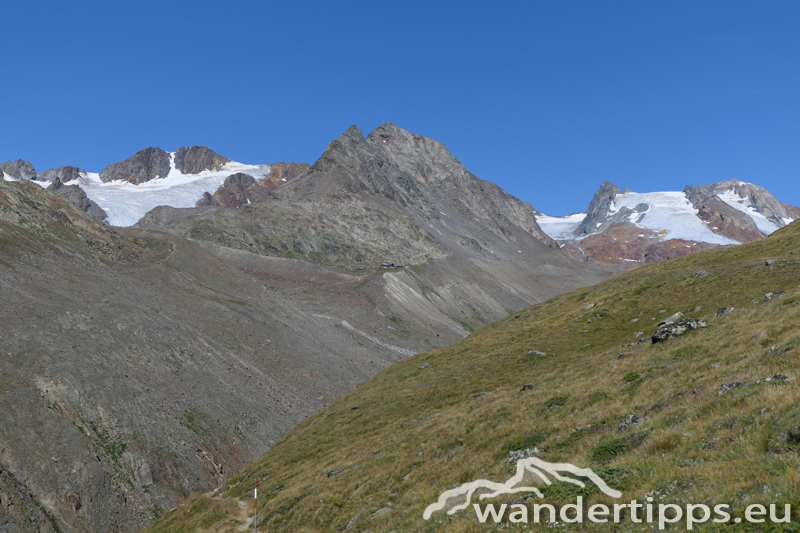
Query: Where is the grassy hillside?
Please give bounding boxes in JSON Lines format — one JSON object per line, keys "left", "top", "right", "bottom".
{"left": 147, "top": 222, "right": 800, "bottom": 532}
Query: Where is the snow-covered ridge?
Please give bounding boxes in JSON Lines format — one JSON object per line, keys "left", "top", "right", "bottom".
{"left": 535, "top": 212, "right": 585, "bottom": 240}
{"left": 75, "top": 155, "right": 271, "bottom": 226}
{"left": 537, "top": 183, "right": 796, "bottom": 248}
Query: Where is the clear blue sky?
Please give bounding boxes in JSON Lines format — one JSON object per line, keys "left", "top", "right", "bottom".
{"left": 3, "top": 1, "right": 799, "bottom": 215}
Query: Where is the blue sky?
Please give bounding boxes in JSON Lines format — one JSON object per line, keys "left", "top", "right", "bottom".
{"left": 3, "top": 1, "right": 799, "bottom": 215}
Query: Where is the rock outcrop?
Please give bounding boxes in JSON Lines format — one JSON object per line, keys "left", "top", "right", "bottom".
{"left": 212, "top": 172, "right": 267, "bottom": 208}
{"left": 47, "top": 176, "right": 108, "bottom": 221}
{"left": 684, "top": 184, "right": 763, "bottom": 242}
{"left": 195, "top": 191, "right": 219, "bottom": 207}
{"left": 579, "top": 181, "right": 620, "bottom": 235}
{"left": 38, "top": 165, "right": 86, "bottom": 184}
{"left": 1, "top": 159, "right": 37, "bottom": 181}
{"left": 99, "top": 147, "right": 171, "bottom": 184}
{"left": 652, "top": 318, "right": 708, "bottom": 343}
{"left": 257, "top": 162, "right": 310, "bottom": 190}
{"left": 717, "top": 180, "right": 800, "bottom": 227}
{"left": 173, "top": 146, "right": 230, "bottom": 175}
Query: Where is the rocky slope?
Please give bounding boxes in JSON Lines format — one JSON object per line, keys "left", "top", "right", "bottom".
{"left": 538, "top": 179, "right": 799, "bottom": 265}
{"left": 0, "top": 178, "right": 435, "bottom": 532}
{"left": 47, "top": 176, "right": 108, "bottom": 221}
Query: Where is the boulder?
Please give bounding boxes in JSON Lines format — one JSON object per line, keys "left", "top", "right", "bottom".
{"left": 506, "top": 447, "right": 541, "bottom": 464}
{"left": 718, "top": 382, "right": 748, "bottom": 395}
{"left": 756, "top": 375, "right": 789, "bottom": 385}
{"left": 618, "top": 413, "right": 646, "bottom": 431}
{"left": 651, "top": 318, "right": 708, "bottom": 343}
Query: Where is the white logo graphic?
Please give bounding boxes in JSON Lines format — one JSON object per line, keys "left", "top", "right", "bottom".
{"left": 423, "top": 457, "right": 622, "bottom": 520}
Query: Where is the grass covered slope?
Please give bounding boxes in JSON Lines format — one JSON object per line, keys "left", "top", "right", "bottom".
{"left": 148, "top": 222, "right": 800, "bottom": 532}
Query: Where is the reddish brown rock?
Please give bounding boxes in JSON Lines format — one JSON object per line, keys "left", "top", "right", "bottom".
{"left": 257, "top": 162, "right": 310, "bottom": 191}
{"left": 563, "top": 222, "right": 719, "bottom": 265}
{"left": 684, "top": 185, "right": 763, "bottom": 242}
{"left": 213, "top": 173, "right": 267, "bottom": 208}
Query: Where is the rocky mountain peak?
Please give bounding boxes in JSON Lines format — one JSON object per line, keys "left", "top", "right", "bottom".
{"left": 342, "top": 124, "right": 364, "bottom": 141}
{"left": 99, "top": 147, "right": 171, "bottom": 184}
{"left": 173, "top": 146, "right": 230, "bottom": 175}
{"left": 273, "top": 123, "right": 556, "bottom": 258}
{"left": 579, "top": 181, "right": 621, "bottom": 235}
{"left": 1, "top": 159, "right": 37, "bottom": 181}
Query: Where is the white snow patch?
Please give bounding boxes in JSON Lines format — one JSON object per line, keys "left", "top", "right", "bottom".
{"left": 77, "top": 161, "right": 271, "bottom": 226}
{"left": 535, "top": 212, "right": 585, "bottom": 240}
{"left": 1, "top": 173, "right": 48, "bottom": 188}
{"left": 611, "top": 191, "right": 738, "bottom": 245}
{"left": 716, "top": 189, "right": 781, "bottom": 235}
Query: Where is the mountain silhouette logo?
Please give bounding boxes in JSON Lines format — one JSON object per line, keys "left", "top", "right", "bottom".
{"left": 423, "top": 457, "right": 622, "bottom": 519}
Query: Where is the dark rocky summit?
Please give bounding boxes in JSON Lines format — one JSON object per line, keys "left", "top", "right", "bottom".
{"left": 98, "top": 146, "right": 232, "bottom": 184}
{"left": 579, "top": 181, "right": 620, "bottom": 235}
{"left": 173, "top": 146, "right": 230, "bottom": 175}
{"left": 38, "top": 165, "right": 86, "bottom": 184}
{"left": 1, "top": 159, "right": 37, "bottom": 181}
{"left": 47, "top": 176, "right": 108, "bottom": 221}
{"left": 99, "top": 147, "right": 171, "bottom": 184}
